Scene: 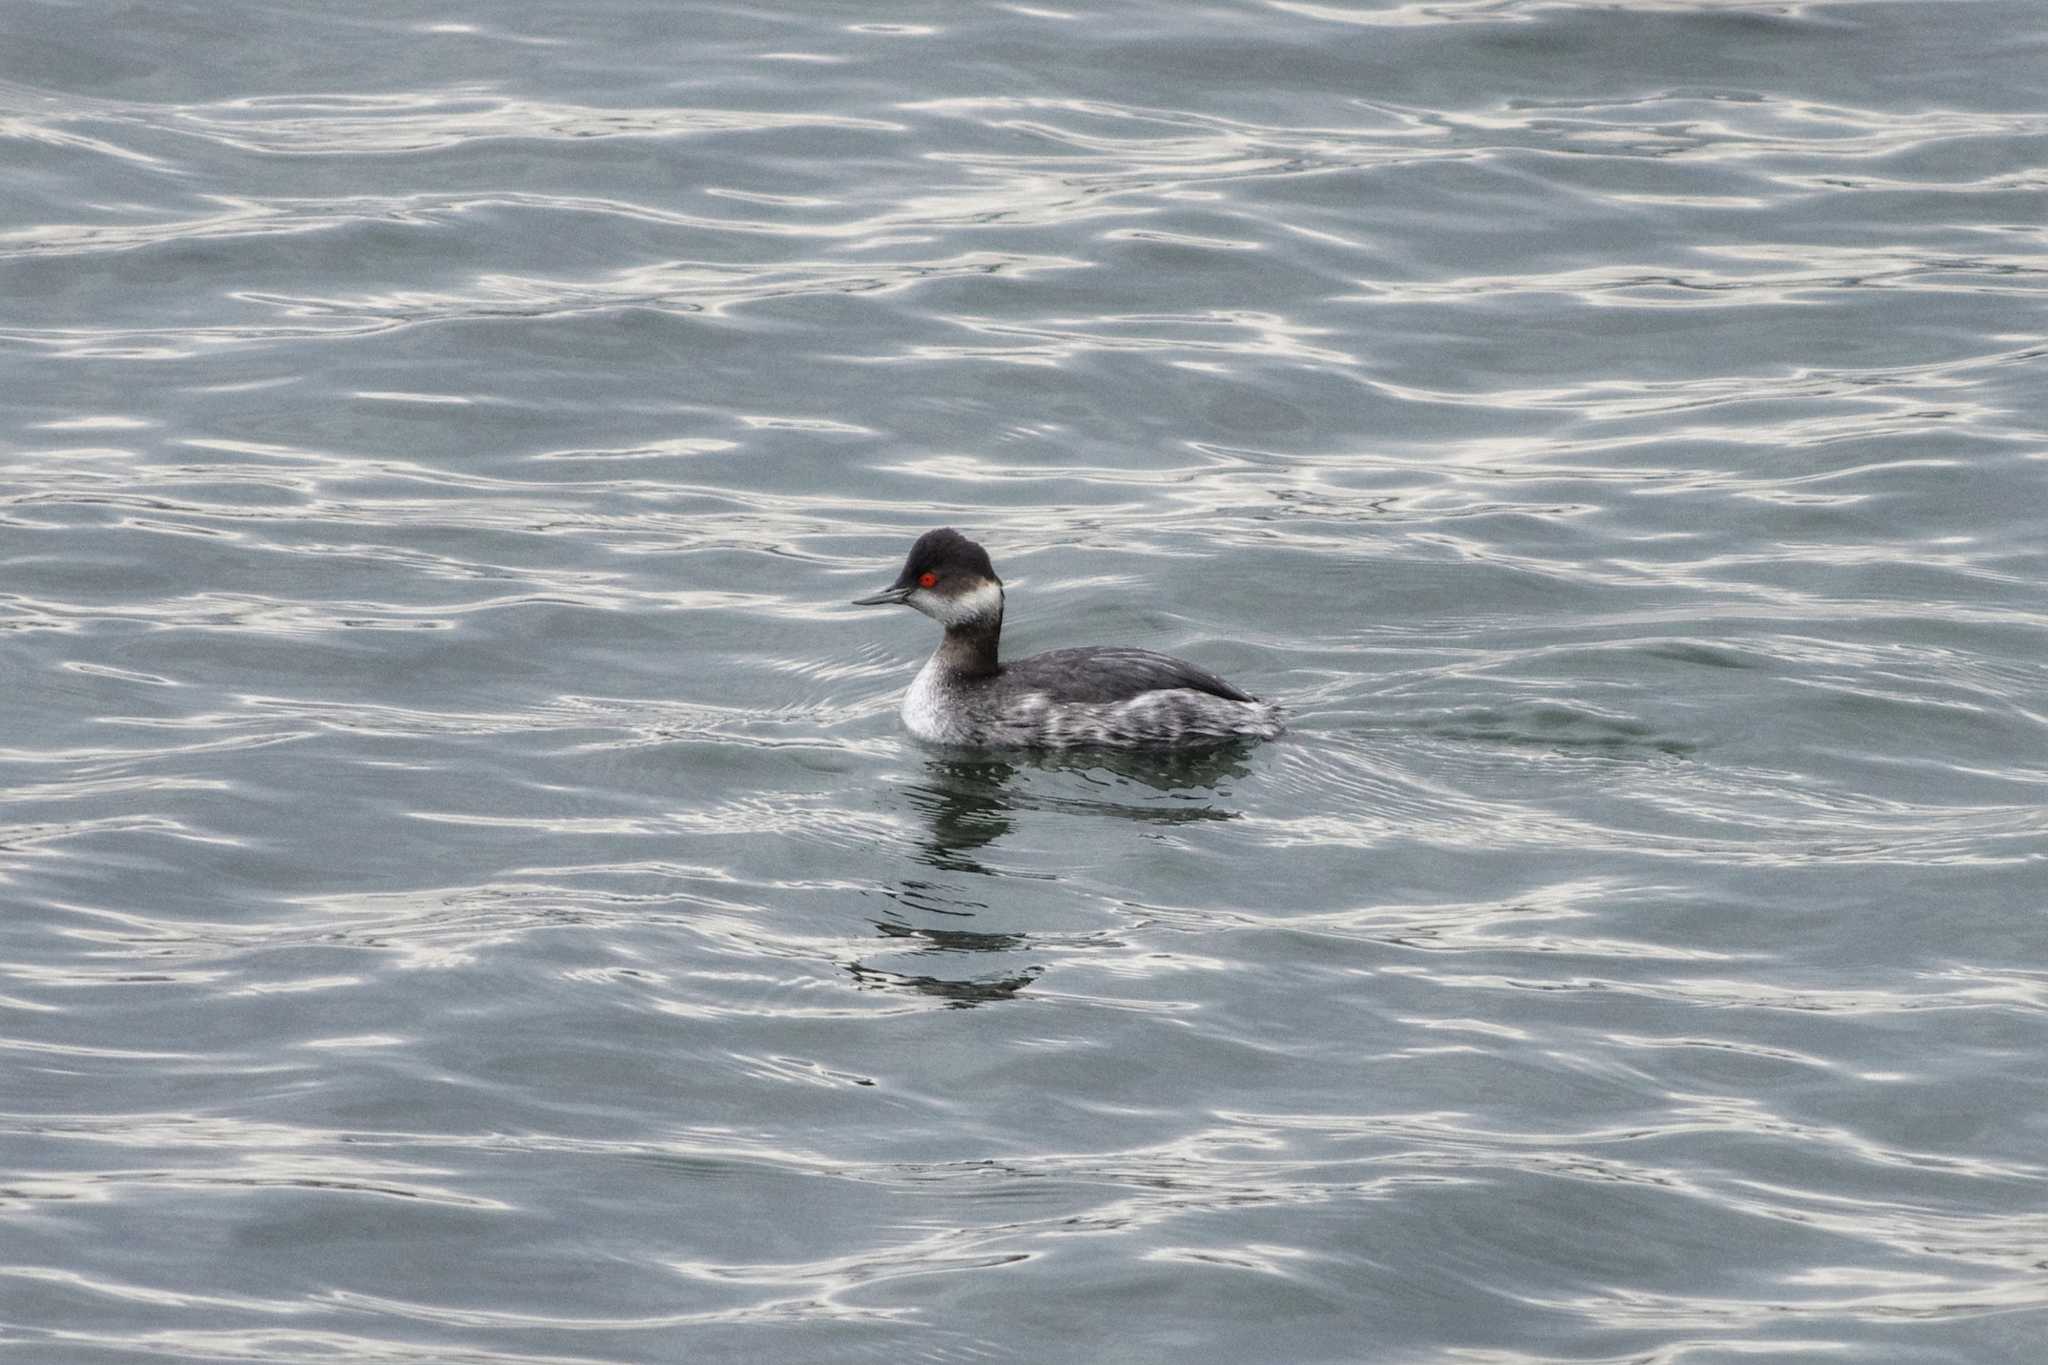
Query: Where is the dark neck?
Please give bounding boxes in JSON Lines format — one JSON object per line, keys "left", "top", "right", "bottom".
{"left": 935, "top": 617, "right": 1001, "bottom": 679}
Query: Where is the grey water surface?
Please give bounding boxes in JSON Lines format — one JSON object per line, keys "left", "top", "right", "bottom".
{"left": 3, "top": 0, "right": 2047, "bottom": 1361}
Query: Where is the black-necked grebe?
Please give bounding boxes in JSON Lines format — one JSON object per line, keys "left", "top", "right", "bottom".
{"left": 852, "top": 528, "right": 1284, "bottom": 748}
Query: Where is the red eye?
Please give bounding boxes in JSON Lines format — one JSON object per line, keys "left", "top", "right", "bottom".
{"left": 917, "top": 571, "right": 938, "bottom": 589}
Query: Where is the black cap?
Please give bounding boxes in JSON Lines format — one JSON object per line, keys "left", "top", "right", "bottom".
{"left": 852, "top": 528, "right": 1000, "bottom": 605}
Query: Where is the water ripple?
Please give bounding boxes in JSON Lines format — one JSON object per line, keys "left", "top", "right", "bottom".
{"left": 4, "top": 0, "right": 2046, "bottom": 1360}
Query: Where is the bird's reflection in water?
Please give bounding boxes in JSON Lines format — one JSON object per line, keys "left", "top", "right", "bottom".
{"left": 846, "top": 923, "right": 1043, "bottom": 1009}
{"left": 901, "top": 754, "right": 1022, "bottom": 878}
{"left": 847, "top": 743, "right": 1259, "bottom": 1008}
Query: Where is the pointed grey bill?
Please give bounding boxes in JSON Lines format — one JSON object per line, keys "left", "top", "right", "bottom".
{"left": 851, "top": 585, "right": 913, "bottom": 606}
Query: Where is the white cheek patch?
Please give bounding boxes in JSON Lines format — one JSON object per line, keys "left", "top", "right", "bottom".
{"left": 913, "top": 579, "right": 1004, "bottom": 627}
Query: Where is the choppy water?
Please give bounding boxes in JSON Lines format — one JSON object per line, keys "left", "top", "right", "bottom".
{"left": 4, "top": 0, "right": 2046, "bottom": 1360}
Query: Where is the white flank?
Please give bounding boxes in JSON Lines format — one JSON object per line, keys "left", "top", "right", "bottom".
{"left": 900, "top": 655, "right": 953, "bottom": 742}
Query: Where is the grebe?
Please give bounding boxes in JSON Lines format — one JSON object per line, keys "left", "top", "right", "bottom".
{"left": 853, "top": 528, "right": 1284, "bottom": 749}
